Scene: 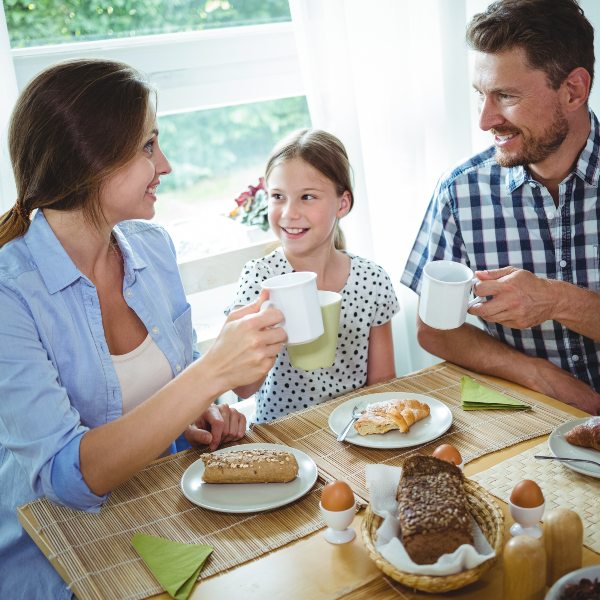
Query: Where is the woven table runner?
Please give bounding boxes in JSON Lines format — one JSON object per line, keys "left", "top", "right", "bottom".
{"left": 471, "top": 441, "right": 600, "bottom": 553}
{"left": 253, "top": 363, "right": 575, "bottom": 500}
{"left": 20, "top": 447, "right": 332, "bottom": 600}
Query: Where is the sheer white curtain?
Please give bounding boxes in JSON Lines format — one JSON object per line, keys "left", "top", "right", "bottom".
{"left": 289, "top": 0, "right": 477, "bottom": 374}
{"left": 0, "top": 3, "right": 18, "bottom": 209}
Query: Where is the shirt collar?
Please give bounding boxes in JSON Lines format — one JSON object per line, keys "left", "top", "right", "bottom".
{"left": 505, "top": 109, "right": 600, "bottom": 192}
{"left": 25, "top": 211, "right": 148, "bottom": 294}
{"left": 25, "top": 210, "right": 82, "bottom": 294}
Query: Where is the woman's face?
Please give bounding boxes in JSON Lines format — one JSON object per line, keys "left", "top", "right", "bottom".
{"left": 99, "top": 112, "right": 171, "bottom": 225}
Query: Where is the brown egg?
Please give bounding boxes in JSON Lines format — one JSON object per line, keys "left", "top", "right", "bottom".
{"left": 510, "top": 479, "right": 544, "bottom": 508}
{"left": 321, "top": 480, "right": 355, "bottom": 511}
{"left": 432, "top": 443, "right": 462, "bottom": 466}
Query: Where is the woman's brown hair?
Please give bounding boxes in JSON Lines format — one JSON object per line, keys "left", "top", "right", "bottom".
{"left": 0, "top": 59, "right": 153, "bottom": 247}
{"left": 265, "top": 128, "right": 354, "bottom": 250}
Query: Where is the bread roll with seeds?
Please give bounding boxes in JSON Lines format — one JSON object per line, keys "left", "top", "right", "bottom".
{"left": 397, "top": 455, "right": 473, "bottom": 564}
{"left": 201, "top": 448, "right": 299, "bottom": 483}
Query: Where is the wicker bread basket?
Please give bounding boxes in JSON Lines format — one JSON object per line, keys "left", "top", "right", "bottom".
{"left": 361, "top": 478, "right": 504, "bottom": 593}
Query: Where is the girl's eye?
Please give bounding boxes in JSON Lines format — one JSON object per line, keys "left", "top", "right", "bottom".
{"left": 302, "top": 194, "right": 315, "bottom": 201}
{"left": 144, "top": 139, "right": 155, "bottom": 155}
{"left": 270, "top": 193, "right": 283, "bottom": 201}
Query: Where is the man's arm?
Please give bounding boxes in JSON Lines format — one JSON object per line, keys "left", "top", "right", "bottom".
{"left": 472, "top": 267, "right": 600, "bottom": 341}
{"left": 416, "top": 317, "right": 600, "bottom": 414}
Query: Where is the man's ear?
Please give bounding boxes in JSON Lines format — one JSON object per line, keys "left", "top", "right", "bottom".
{"left": 337, "top": 190, "right": 352, "bottom": 218}
{"left": 561, "top": 67, "right": 591, "bottom": 112}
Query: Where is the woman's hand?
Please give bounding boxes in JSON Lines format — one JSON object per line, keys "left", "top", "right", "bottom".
{"left": 201, "top": 290, "right": 286, "bottom": 392}
{"left": 184, "top": 403, "right": 247, "bottom": 451}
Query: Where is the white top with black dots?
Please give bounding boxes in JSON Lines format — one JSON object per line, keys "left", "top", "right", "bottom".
{"left": 230, "top": 248, "right": 400, "bottom": 423}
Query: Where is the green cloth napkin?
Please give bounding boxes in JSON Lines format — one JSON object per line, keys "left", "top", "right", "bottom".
{"left": 461, "top": 376, "right": 531, "bottom": 410}
{"left": 131, "top": 533, "right": 213, "bottom": 600}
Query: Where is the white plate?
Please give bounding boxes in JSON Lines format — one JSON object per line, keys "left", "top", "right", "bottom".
{"left": 180, "top": 443, "right": 318, "bottom": 513}
{"left": 546, "top": 564, "right": 600, "bottom": 599}
{"left": 328, "top": 392, "right": 453, "bottom": 449}
{"left": 548, "top": 418, "right": 600, "bottom": 478}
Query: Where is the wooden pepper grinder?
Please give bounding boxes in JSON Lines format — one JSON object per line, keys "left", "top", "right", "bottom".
{"left": 544, "top": 508, "right": 583, "bottom": 586}
{"left": 503, "top": 535, "right": 546, "bottom": 600}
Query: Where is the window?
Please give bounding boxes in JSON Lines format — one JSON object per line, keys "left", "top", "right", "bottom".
{"left": 2, "top": 0, "right": 309, "bottom": 260}
{"left": 4, "top": 0, "right": 291, "bottom": 47}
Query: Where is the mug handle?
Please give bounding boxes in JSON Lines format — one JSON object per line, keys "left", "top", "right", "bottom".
{"left": 467, "top": 277, "right": 487, "bottom": 309}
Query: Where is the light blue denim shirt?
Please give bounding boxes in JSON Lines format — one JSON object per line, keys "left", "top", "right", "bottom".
{"left": 0, "top": 210, "right": 196, "bottom": 599}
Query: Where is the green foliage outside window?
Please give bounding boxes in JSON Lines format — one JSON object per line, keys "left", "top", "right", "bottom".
{"left": 3, "top": 0, "right": 291, "bottom": 47}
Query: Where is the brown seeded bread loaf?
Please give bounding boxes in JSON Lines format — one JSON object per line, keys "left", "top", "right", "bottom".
{"left": 201, "top": 448, "right": 299, "bottom": 483}
{"left": 397, "top": 455, "right": 473, "bottom": 564}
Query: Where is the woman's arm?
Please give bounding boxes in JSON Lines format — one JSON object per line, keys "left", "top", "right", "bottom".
{"left": 80, "top": 299, "right": 285, "bottom": 495}
{"left": 366, "top": 321, "right": 396, "bottom": 385}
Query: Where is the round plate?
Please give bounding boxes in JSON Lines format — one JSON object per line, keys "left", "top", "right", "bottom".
{"left": 328, "top": 392, "right": 453, "bottom": 449}
{"left": 180, "top": 443, "right": 318, "bottom": 513}
{"left": 546, "top": 565, "right": 600, "bottom": 600}
{"left": 548, "top": 418, "right": 600, "bottom": 478}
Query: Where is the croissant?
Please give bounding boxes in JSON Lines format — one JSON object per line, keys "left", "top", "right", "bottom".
{"left": 564, "top": 417, "right": 600, "bottom": 451}
{"left": 354, "top": 399, "right": 430, "bottom": 435}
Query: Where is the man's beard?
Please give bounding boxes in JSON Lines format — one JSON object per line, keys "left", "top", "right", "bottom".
{"left": 494, "top": 105, "right": 569, "bottom": 167}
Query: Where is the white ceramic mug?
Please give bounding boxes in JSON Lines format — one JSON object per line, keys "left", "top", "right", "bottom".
{"left": 261, "top": 271, "right": 324, "bottom": 345}
{"left": 418, "top": 260, "right": 481, "bottom": 330}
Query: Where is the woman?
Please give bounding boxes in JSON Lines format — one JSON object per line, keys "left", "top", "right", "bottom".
{"left": 0, "top": 59, "right": 285, "bottom": 598}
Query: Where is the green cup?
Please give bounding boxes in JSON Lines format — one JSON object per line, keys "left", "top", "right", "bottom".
{"left": 288, "top": 290, "right": 342, "bottom": 371}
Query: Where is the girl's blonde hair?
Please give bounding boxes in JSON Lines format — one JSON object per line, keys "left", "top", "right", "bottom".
{"left": 265, "top": 129, "right": 354, "bottom": 250}
{"left": 0, "top": 59, "right": 153, "bottom": 247}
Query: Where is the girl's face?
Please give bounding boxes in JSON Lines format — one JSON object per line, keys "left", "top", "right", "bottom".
{"left": 99, "top": 113, "right": 171, "bottom": 226}
{"left": 267, "top": 157, "right": 351, "bottom": 257}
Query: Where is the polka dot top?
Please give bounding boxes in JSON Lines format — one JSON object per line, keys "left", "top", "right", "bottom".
{"left": 230, "top": 248, "right": 400, "bottom": 423}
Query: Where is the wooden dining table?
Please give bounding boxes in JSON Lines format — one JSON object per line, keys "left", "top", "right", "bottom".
{"left": 18, "top": 362, "right": 600, "bottom": 600}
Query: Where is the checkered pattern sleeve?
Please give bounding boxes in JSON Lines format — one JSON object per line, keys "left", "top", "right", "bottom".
{"left": 400, "top": 175, "right": 469, "bottom": 295}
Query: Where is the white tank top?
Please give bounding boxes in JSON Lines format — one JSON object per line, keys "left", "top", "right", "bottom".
{"left": 111, "top": 334, "right": 173, "bottom": 414}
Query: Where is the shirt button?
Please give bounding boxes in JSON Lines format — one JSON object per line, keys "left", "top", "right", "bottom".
{"left": 559, "top": 260, "right": 567, "bottom": 268}
{"left": 572, "top": 354, "right": 580, "bottom": 362}
{"left": 125, "top": 289, "right": 133, "bottom": 298}
{"left": 529, "top": 182, "right": 537, "bottom": 188}
{"left": 152, "top": 326, "right": 159, "bottom": 335}
{"left": 176, "top": 364, "right": 182, "bottom": 372}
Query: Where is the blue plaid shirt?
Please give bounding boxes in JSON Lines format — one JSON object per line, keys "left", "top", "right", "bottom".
{"left": 401, "top": 110, "right": 600, "bottom": 392}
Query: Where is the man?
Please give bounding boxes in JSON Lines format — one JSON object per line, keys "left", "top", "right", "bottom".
{"left": 401, "top": 0, "right": 600, "bottom": 413}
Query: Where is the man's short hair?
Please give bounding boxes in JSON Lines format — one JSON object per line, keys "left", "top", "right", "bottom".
{"left": 466, "top": 0, "right": 594, "bottom": 90}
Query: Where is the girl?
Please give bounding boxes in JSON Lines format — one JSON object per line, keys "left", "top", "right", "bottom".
{"left": 0, "top": 59, "right": 284, "bottom": 598}
{"left": 231, "top": 129, "right": 399, "bottom": 422}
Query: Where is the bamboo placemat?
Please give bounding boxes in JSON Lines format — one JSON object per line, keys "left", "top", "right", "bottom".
{"left": 471, "top": 441, "right": 600, "bottom": 553}
{"left": 252, "top": 363, "right": 575, "bottom": 500}
{"left": 19, "top": 447, "right": 333, "bottom": 600}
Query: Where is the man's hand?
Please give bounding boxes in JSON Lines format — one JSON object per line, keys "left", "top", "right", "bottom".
{"left": 184, "top": 403, "right": 247, "bottom": 451}
{"left": 469, "top": 266, "right": 556, "bottom": 328}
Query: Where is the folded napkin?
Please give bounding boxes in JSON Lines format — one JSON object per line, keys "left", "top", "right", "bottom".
{"left": 461, "top": 376, "right": 531, "bottom": 410}
{"left": 131, "top": 533, "right": 213, "bottom": 600}
{"left": 365, "top": 464, "right": 495, "bottom": 576}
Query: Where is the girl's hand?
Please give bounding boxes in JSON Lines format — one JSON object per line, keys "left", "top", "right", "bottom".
{"left": 202, "top": 290, "right": 286, "bottom": 391}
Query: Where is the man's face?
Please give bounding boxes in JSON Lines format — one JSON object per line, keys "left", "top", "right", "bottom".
{"left": 472, "top": 47, "right": 569, "bottom": 168}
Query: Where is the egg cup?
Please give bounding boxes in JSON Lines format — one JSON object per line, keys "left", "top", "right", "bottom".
{"left": 319, "top": 503, "right": 356, "bottom": 544}
{"left": 508, "top": 500, "right": 545, "bottom": 538}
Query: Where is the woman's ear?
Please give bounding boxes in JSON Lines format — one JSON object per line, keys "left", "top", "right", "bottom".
{"left": 337, "top": 190, "right": 352, "bottom": 218}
